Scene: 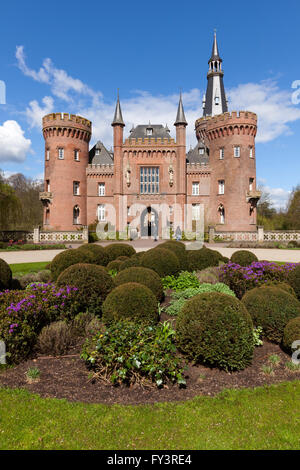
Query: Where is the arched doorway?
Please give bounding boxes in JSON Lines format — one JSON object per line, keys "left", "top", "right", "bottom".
{"left": 140, "top": 206, "right": 159, "bottom": 238}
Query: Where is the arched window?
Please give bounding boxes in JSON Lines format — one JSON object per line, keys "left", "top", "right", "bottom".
{"left": 45, "top": 208, "right": 50, "bottom": 225}
{"left": 218, "top": 204, "right": 225, "bottom": 224}
{"left": 73, "top": 205, "right": 80, "bottom": 225}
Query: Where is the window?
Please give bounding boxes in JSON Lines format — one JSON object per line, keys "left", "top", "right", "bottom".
{"left": 98, "top": 204, "right": 105, "bottom": 221}
{"left": 95, "top": 149, "right": 100, "bottom": 156}
{"left": 249, "top": 147, "right": 254, "bottom": 158}
{"left": 198, "top": 147, "right": 204, "bottom": 155}
{"left": 234, "top": 146, "right": 240, "bottom": 158}
{"left": 58, "top": 148, "right": 64, "bottom": 159}
{"left": 146, "top": 128, "right": 153, "bottom": 136}
{"left": 192, "top": 204, "right": 200, "bottom": 220}
{"left": 74, "top": 149, "right": 79, "bottom": 161}
{"left": 98, "top": 183, "right": 105, "bottom": 196}
{"left": 219, "top": 148, "right": 224, "bottom": 159}
{"left": 220, "top": 208, "right": 225, "bottom": 224}
{"left": 73, "top": 206, "right": 80, "bottom": 225}
{"left": 192, "top": 182, "right": 200, "bottom": 195}
{"left": 46, "top": 180, "right": 50, "bottom": 192}
{"left": 46, "top": 149, "right": 50, "bottom": 161}
{"left": 169, "top": 205, "right": 173, "bottom": 216}
{"left": 73, "top": 181, "right": 80, "bottom": 196}
{"left": 140, "top": 167, "right": 159, "bottom": 194}
{"left": 45, "top": 208, "right": 50, "bottom": 225}
{"left": 218, "top": 180, "right": 225, "bottom": 195}
{"left": 127, "top": 206, "right": 130, "bottom": 216}
{"left": 249, "top": 178, "right": 254, "bottom": 191}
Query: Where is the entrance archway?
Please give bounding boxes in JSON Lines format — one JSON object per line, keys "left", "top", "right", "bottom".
{"left": 140, "top": 206, "right": 159, "bottom": 238}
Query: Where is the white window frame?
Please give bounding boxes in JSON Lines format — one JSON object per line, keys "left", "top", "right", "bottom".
{"left": 73, "top": 181, "right": 80, "bottom": 196}
{"left": 249, "top": 147, "right": 254, "bottom": 158}
{"left": 192, "top": 182, "right": 200, "bottom": 196}
{"left": 140, "top": 167, "right": 159, "bottom": 194}
{"left": 46, "top": 180, "right": 50, "bottom": 192}
{"left": 74, "top": 149, "right": 79, "bottom": 161}
{"left": 73, "top": 206, "right": 80, "bottom": 225}
{"left": 219, "top": 148, "right": 224, "bottom": 160}
{"left": 218, "top": 180, "right": 225, "bottom": 195}
{"left": 58, "top": 148, "right": 64, "bottom": 159}
{"left": 198, "top": 147, "right": 204, "bottom": 155}
{"left": 146, "top": 128, "right": 153, "bottom": 136}
{"left": 98, "top": 204, "right": 105, "bottom": 222}
{"left": 234, "top": 146, "right": 240, "bottom": 158}
{"left": 98, "top": 182, "right": 105, "bottom": 196}
{"left": 192, "top": 203, "right": 200, "bottom": 221}
{"left": 46, "top": 149, "right": 50, "bottom": 161}
{"left": 249, "top": 178, "right": 254, "bottom": 191}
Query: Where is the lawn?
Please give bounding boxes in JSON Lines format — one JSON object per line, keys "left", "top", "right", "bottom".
{"left": 0, "top": 381, "right": 299, "bottom": 450}
{"left": 9, "top": 262, "right": 50, "bottom": 276}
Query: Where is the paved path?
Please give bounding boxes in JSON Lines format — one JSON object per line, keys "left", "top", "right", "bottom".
{"left": 1, "top": 241, "right": 300, "bottom": 264}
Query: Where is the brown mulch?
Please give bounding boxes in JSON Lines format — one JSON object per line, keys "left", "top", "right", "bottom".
{"left": 0, "top": 339, "right": 299, "bottom": 406}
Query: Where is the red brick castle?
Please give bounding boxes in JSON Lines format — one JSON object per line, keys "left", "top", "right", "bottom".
{"left": 40, "top": 33, "right": 261, "bottom": 237}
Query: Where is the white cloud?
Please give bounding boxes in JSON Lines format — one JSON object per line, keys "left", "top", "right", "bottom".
{"left": 26, "top": 96, "right": 54, "bottom": 128}
{"left": 0, "top": 121, "right": 32, "bottom": 162}
{"left": 264, "top": 185, "right": 291, "bottom": 210}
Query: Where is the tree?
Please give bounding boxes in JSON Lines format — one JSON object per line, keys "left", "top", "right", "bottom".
{"left": 285, "top": 185, "right": 300, "bottom": 230}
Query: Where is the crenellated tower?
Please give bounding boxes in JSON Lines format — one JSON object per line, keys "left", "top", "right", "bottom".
{"left": 41, "top": 113, "right": 91, "bottom": 230}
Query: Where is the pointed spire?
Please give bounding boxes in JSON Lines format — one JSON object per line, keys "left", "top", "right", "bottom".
{"left": 210, "top": 29, "right": 220, "bottom": 60}
{"left": 174, "top": 92, "right": 187, "bottom": 126}
{"left": 111, "top": 90, "right": 125, "bottom": 127}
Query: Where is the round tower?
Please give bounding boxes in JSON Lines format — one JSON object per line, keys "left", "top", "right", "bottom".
{"left": 195, "top": 111, "right": 260, "bottom": 231}
{"left": 41, "top": 113, "right": 92, "bottom": 231}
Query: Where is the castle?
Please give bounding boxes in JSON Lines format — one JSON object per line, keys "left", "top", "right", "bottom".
{"left": 40, "top": 33, "right": 261, "bottom": 238}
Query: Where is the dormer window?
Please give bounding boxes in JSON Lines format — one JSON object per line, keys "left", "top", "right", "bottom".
{"left": 146, "top": 128, "right": 153, "bottom": 136}
{"left": 198, "top": 148, "right": 204, "bottom": 155}
{"left": 214, "top": 96, "right": 220, "bottom": 105}
{"left": 95, "top": 149, "right": 100, "bottom": 155}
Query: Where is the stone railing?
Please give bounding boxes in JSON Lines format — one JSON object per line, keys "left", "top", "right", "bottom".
{"left": 263, "top": 231, "right": 300, "bottom": 242}
{"left": 26, "top": 227, "right": 89, "bottom": 244}
{"left": 209, "top": 226, "right": 300, "bottom": 244}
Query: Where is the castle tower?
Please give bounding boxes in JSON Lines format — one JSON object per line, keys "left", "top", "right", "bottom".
{"left": 111, "top": 93, "right": 125, "bottom": 232}
{"left": 41, "top": 113, "right": 91, "bottom": 231}
{"left": 174, "top": 92, "right": 187, "bottom": 197}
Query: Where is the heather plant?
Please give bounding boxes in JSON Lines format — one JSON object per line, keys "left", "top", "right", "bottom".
{"left": 37, "top": 321, "right": 74, "bottom": 356}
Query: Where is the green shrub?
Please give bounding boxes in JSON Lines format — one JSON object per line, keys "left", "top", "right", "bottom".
{"left": 176, "top": 292, "right": 254, "bottom": 370}
{"left": 114, "top": 267, "right": 164, "bottom": 301}
{"left": 242, "top": 286, "right": 300, "bottom": 343}
{"left": 141, "top": 248, "right": 179, "bottom": 277}
{"left": 71, "top": 312, "right": 98, "bottom": 337}
{"left": 102, "top": 282, "right": 159, "bottom": 325}
{"left": 187, "top": 247, "right": 221, "bottom": 272}
{"left": 230, "top": 250, "right": 258, "bottom": 266}
{"left": 283, "top": 317, "right": 300, "bottom": 353}
{"left": 162, "top": 271, "right": 200, "bottom": 291}
{"left": 50, "top": 249, "right": 94, "bottom": 281}
{"left": 119, "top": 257, "right": 141, "bottom": 271}
{"left": 195, "top": 266, "right": 220, "bottom": 284}
{"left": 56, "top": 263, "right": 113, "bottom": 316}
{"left": 104, "top": 243, "right": 136, "bottom": 262}
{"left": 258, "top": 281, "right": 296, "bottom": 297}
{"left": 77, "top": 244, "right": 109, "bottom": 266}
{"left": 106, "top": 259, "right": 124, "bottom": 273}
{"left": 160, "top": 241, "right": 188, "bottom": 271}
{"left": 37, "top": 321, "right": 74, "bottom": 356}
{"left": 287, "top": 264, "right": 300, "bottom": 300}
{"left": 166, "top": 283, "right": 235, "bottom": 316}
{"left": 0, "top": 258, "right": 12, "bottom": 290}
{"left": 81, "top": 320, "right": 186, "bottom": 387}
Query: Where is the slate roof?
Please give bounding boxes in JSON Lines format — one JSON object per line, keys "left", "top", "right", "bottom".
{"left": 89, "top": 141, "right": 114, "bottom": 165}
{"left": 186, "top": 141, "right": 210, "bottom": 164}
{"left": 128, "top": 124, "right": 171, "bottom": 141}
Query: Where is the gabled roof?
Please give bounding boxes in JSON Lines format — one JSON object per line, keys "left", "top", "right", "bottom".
{"left": 128, "top": 124, "right": 171, "bottom": 141}
{"left": 186, "top": 141, "right": 209, "bottom": 164}
{"left": 89, "top": 141, "right": 114, "bottom": 165}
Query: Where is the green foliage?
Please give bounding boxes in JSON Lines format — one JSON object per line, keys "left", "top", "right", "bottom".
{"left": 162, "top": 271, "right": 200, "bottom": 291}
{"left": 230, "top": 250, "right": 258, "bottom": 267}
{"left": 176, "top": 292, "right": 254, "bottom": 371}
{"left": 287, "top": 264, "right": 300, "bottom": 300}
{"left": 0, "top": 258, "right": 12, "bottom": 290}
{"left": 77, "top": 244, "right": 109, "bottom": 266}
{"left": 160, "top": 241, "right": 188, "bottom": 271}
{"left": 26, "top": 367, "right": 40, "bottom": 381}
{"left": 258, "top": 280, "right": 296, "bottom": 297}
{"left": 15, "top": 270, "right": 51, "bottom": 289}
{"left": 114, "top": 267, "right": 164, "bottom": 301}
{"left": 283, "top": 316, "right": 300, "bottom": 353}
{"left": 50, "top": 249, "right": 94, "bottom": 281}
{"left": 0, "top": 244, "right": 66, "bottom": 251}
{"left": 165, "top": 283, "right": 236, "bottom": 316}
{"left": 0, "top": 180, "right": 22, "bottom": 230}
{"left": 242, "top": 286, "right": 300, "bottom": 343}
{"left": 195, "top": 266, "right": 220, "bottom": 285}
{"left": 56, "top": 263, "right": 114, "bottom": 316}
{"left": 102, "top": 282, "right": 159, "bottom": 325}
{"left": 253, "top": 326, "right": 263, "bottom": 346}
{"left": 37, "top": 321, "right": 74, "bottom": 356}
{"left": 104, "top": 243, "right": 136, "bottom": 263}
{"left": 119, "top": 256, "right": 141, "bottom": 271}
{"left": 81, "top": 320, "right": 186, "bottom": 387}
{"left": 187, "top": 247, "right": 221, "bottom": 272}
{"left": 106, "top": 259, "right": 124, "bottom": 273}
{"left": 141, "top": 248, "right": 180, "bottom": 277}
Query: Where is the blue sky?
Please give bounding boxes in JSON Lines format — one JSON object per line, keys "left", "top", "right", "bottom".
{"left": 0, "top": 0, "right": 300, "bottom": 209}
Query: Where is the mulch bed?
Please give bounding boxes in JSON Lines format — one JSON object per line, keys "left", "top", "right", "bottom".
{"left": 0, "top": 339, "right": 299, "bottom": 406}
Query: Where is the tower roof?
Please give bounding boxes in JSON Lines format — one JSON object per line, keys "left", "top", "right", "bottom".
{"left": 111, "top": 92, "right": 125, "bottom": 127}
{"left": 174, "top": 92, "right": 187, "bottom": 126}
{"left": 210, "top": 30, "right": 221, "bottom": 61}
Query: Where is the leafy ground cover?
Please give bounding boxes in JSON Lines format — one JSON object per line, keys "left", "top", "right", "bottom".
{"left": 10, "top": 262, "right": 50, "bottom": 276}
{"left": 0, "top": 381, "right": 299, "bottom": 450}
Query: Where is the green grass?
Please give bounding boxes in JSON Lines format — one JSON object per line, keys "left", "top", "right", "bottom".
{"left": 0, "top": 381, "right": 299, "bottom": 449}
{"left": 10, "top": 262, "right": 50, "bottom": 276}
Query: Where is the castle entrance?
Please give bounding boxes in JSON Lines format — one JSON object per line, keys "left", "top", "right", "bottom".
{"left": 140, "top": 206, "right": 159, "bottom": 239}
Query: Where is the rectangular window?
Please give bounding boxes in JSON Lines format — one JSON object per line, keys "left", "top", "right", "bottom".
{"left": 58, "top": 148, "right": 64, "bottom": 159}
{"left": 46, "top": 180, "right": 50, "bottom": 192}
{"left": 198, "top": 148, "right": 204, "bottom": 155}
{"left": 146, "top": 128, "right": 153, "bottom": 136}
{"left": 218, "top": 180, "right": 225, "bottom": 195}
{"left": 140, "top": 167, "right": 159, "bottom": 194}
{"left": 219, "top": 148, "right": 224, "bottom": 159}
{"left": 46, "top": 149, "right": 50, "bottom": 161}
{"left": 192, "top": 203, "right": 200, "bottom": 220}
{"left": 192, "top": 182, "right": 200, "bottom": 195}
{"left": 98, "top": 204, "right": 105, "bottom": 221}
{"left": 98, "top": 183, "right": 105, "bottom": 196}
{"left": 73, "top": 181, "right": 80, "bottom": 196}
{"left": 74, "top": 149, "right": 79, "bottom": 161}
{"left": 249, "top": 178, "right": 254, "bottom": 191}
{"left": 249, "top": 147, "right": 254, "bottom": 158}
{"left": 234, "top": 146, "right": 240, "bottom": 158}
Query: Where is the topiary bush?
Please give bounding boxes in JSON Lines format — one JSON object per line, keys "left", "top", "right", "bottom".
{"left": 141, "top": 248, "right": 180, "bottom": 277}
{"left": 37, "top": 321, "right": 74, "bottom": 356}
{"left": 176, "top": 292, "right": 254, "bottom": 371}
{"left": 0, "top": 258, "right": 12, "bottom": 290}
{"left": 258, "top": 280, "right": 296, "bottom": 297}
{"left": 102, "top": 282, "right": 159, "bottom": 325}
{"left": 106, "top": 259, "right": 124, "bottom": 273}
{"left": 77, "top": 244, "right": 109, "bottom": 266}
{"left": 56, "top": 263, "right": 114, "bottom": 316}
{"left": 283, "top": 317, "right": 300, "bottom": 353}
{"left": 287, "top": 264, "right": 300, "bottom": 300}
{"left": 50, "top": 249, "right": 94, "bottom": 281}
{"left": 104, "top": 243, "right": 136, "bottom": 263}
{"left": 242, "top": 286, "right": 300, "bottom": 343}
{"left": 187, "top": 246, "right": 222, "bottom": 272}
{"left": 230, "top": 250, "right": 258, "bottom": 267}
{"left": 114, "top": 267, "right": 164, "bottom": 301}
{"left": 119, "top": 257, "right": 141, "bottom": 271}
{"left": 160, "top": 241, "right": 188, "bottom": 271}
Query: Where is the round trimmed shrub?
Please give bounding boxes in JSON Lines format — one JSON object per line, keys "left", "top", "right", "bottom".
{"left": 287, "top": 264, "right": 300, "bottom": 300}
{"left": 104, "top": 243, "right": 136, "bottom": 262}
{"left": 116, "top": 256, "right": 129, "bottom": 262}
{"left": 283, "top": 317, "right": 300, "bottom": 353}
{"left": 141, "top": 248, "right": 180, "bottom": 277}
{"left": 119, "top": 257, "right": 141, "bottom": 271}
{"left": 0, "top": 258, "right": 12, "bottom": 290}
{"left": 77, "top": 244, "right": 109, "bottom": 266}
{"left": 242, "top": 286, "right": 300, "bottom": 343}
{"left": 187, "top": 247, "right": 221, "bottom": 271}
{"left": 56, "top": 263, "right": 114, "bottom": 315}
{"left": 50, "top": 249, "right": 94, "bottom": 281}
{"left": 259, "top": 281, "right": 296, "bottom": 297}
{"left": 102, "top": 282, "right": 159, "bottom": 325}
{"left": 160, "top": 241, "right": 188, "bottom": 271}
{"left": 114, "top": 267, "right": 164, "bottom": 301}
{"left": 107, "top": 259, "right": 124, "bottom": 273}
{"left": 176, "top": 292, "right": 254, "bottom": 370}
{"left": 230, "top": 250, "right": 258, "bottom": 267}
